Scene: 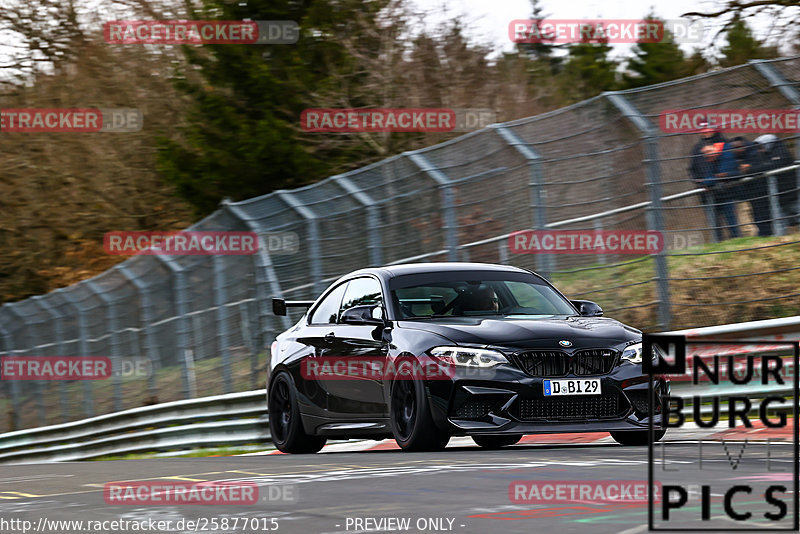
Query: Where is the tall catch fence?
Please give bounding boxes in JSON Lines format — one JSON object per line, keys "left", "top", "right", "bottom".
{"left": 2, "top": 57, "right": 800, "bottom": 431}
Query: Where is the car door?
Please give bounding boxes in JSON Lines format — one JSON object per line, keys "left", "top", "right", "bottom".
{"left": 324, "top": 276, "right": 388, "bottom": 418}
{"left": 294, "top": 281, "right": 349, "bottom": 416}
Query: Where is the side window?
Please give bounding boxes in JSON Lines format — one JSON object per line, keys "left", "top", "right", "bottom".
{"left": 309, "top": 282, "right": 348, "bottom": 325}
{"left": 339, "top": 277, "right": 383, "bottom": 316}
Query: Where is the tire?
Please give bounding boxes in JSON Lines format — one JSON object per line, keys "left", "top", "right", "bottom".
{"left": 389, "top": 376, "right": 449, "bottom": 451}
{"left": 268, "top": 372, "right": 327, "bottom": 454}
{"left": 472, "top": 434, "right": 523, "bottom": 449}
{"left": 610, "top": 428, "right": 666, "bottom": 446}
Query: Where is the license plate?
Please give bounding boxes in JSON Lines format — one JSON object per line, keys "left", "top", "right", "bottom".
{"left": 543, "top": 379, "right": 601, "bottom": 396}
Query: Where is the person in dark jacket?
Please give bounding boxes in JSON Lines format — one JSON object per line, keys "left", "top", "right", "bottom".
{"left": 731, "top": 136, "right": 771, "bottom": 236}
{"left": 701, "top": 142, "right": 741, "bottom": 239}
{"left": 754, "top": 134, "right": 797, "bottom": 229}
{"left": 688, "top": 123, "right": 728, "bottom": 240}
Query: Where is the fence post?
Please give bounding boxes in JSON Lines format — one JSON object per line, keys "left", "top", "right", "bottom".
{"left": 275, "top": 191, "right": 324, "bottom": 295}
{"left": 703, "top": 202, "right": 719, "bottom": 243}
{"left": 406, "top": 152, "right": 459, "bottom": 262}
{"left": 751, "top": 60, "right": 800, "bottom": 226}
{"left": 212, "top": 255, "right": 233, "bottom": 393}
{"left": 4, "top": 305, "right": 47, "bottom": 427}
{"left": 0, "top": 325, "right": 21, "bottom": 431}
{"left": 87, "top": 281, "right": 122, "bottom": 412}
{"left": 593, "top": 219, "right": 607, "bottom": 265}
{"left": 117, "top": 265, "right": 160, "bottom": 403}
{"left": 154, "top": 256, "right": 195, "bottom": 399}
{"left": 767, "top": 175, "right": 785, "bottom": 236}
{"left": 58, "top": 289, "right": 94, "bottom": 417}
{"left": 32, "top": 296, "right": 69, "bottom": 423}
{"left": 497, "top": 240, "right": 508, "bottom": 265}
{"left": 607, "top": 92, "right": 672, "bottom": 330}
{"left": 493, "top": 125, "right": 552, "bottom": 278}
{"left": 332, "top": 174, "right": 383, "bottom": 266}
{"left": 224, "top": 201, "right": 292, "bottom": 350}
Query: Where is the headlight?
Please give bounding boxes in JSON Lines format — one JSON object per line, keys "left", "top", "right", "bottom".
{"left": 621, "top": 342, "right": 655, "bottom": 364}
{"left": 429, "top": 346, "right": 508, "bottom": 368}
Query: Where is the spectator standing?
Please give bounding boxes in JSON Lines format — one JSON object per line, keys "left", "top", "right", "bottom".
{"left": 731, "top": 136, "right": 771, "bottom": 236}
{"left": 701, "top": 142, "right": 741, "bottom": 239}
{"left": 754, "top": 134, "right": 797, "bottom": 230}
{"left": 688, "top": 122, "right": 728, "bottom": 241}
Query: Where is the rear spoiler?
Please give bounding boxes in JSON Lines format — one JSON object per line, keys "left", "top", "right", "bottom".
{"left": 272, "top": 298, "right": 314, "bottom": 316}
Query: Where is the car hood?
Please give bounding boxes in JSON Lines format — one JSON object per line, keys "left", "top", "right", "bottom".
{"left": 396, "top": 316, "right": 640, "bottom": 350}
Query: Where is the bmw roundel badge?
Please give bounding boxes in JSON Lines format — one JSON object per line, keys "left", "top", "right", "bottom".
{"left": 558, "top": 340, "right": 572, "bottom": 347}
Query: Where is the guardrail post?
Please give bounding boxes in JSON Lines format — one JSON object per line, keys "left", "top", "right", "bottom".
{"left": 32, "top": 297, "right": 69, "bottom": 423}
{"left": 406, "top": 152, "right": 459, "bottom": 262}
{"left": 332, "top": 174, "right": 383, "bottom": 266}
{"left": 58, "top": 289, "right": 95, "bottom": 418}
{"left": 212, "top": 255, "right": 233, "bottom": 393}
{"left": 492, "top": 125, "right": 552, "bottom": 278}
{"left": 154, "top": 256, "right": 195, "bottom": 399}
{"left": 117, "top": 265, "right": 160, "bottom": 403}
{"left": 0, "top": 326, "right": 21, "bottom": 431}
{"left": 275, "top": 191, "right": 324, "bottom": 296}
{"left": 87, "top": 281, "right": 122, "bottom": 412}
{"left": 751, "top": 60, "right": 800, "bottom": 226}
{"left": 607, "top": 92, "right": 672, "bottom": 330}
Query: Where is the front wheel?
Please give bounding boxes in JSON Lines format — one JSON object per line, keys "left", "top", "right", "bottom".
{"left": 268, "top": 372, "right": 327, "bottom": 454}
{"left": 610, "top": 428, "right": 666, "bottom": 446}
{"left": 472, "top": 434, "right": 523, "bottom": 449}
{"left": 389, "top": 377, "right": 449, "bottom": 451}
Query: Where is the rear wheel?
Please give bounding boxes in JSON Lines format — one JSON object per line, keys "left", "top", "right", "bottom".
{"left": 472, "top": 434, "right": 523, "bottom": 449}
{"left": 268, "top": 372, "right": 327, "bottom": 454}
{"left": 389, "top": 376, "right": 449, "bottom": 451}
{"left": 610, "top": 428, "right": 666, "bottom": 446}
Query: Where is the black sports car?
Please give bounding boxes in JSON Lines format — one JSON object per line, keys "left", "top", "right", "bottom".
{"left": 268, "top": 262, "right": 668, "bottom": 453}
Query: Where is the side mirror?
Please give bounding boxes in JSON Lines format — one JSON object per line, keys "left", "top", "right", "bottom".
{"left": 571, "top": 300, "right": 603, "bottom": 317}
{"left": 340, "top": 305, "right": 386, "bottom": 326}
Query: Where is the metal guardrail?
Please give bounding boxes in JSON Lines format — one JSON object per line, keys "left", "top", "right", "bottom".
{"left": 0, "top": 316, "right": 796, "bottom": 463}
{"left": 0, "top": 390, "right": 269, "bottom": 464}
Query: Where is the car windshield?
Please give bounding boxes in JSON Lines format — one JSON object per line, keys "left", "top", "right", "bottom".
{"left": 389, "top": 270, "right": 577, "bottom": 319}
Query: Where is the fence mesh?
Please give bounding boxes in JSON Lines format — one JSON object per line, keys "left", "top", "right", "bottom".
{"left": 2, "top": 57, "right": 800, "bottom": 431}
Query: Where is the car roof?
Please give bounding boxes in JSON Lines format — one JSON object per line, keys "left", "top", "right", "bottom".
{"left": 359, "top": 262, "right": 531, "bottom": 278}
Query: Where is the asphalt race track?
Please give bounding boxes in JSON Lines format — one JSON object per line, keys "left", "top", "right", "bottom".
{"left": 0, "top": 424, "right": 795, "bottom": 534}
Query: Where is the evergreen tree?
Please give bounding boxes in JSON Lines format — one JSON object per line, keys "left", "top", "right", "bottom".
{"left": 559, "top": 29, "right": 618, "bottom": 102}
{"left": 719, "top": 16, "right": 779, "bottom": 67}
{"left": 157, "top": 0, "right": 391, "bottom": 215}
{"left": 623, "top": 14, "right": 689, "bottom": 88}
{"left": 516, "top": 0, "right": 562, "bottom": 74}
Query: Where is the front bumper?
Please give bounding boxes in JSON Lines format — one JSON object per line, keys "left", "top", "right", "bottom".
{"left": 426, "top": 362, "right": 669, "bottom": 435}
